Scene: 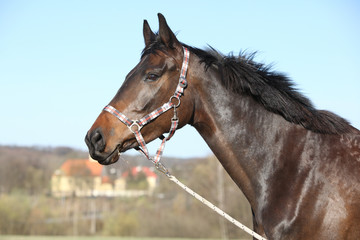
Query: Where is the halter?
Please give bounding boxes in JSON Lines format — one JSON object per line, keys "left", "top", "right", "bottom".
{"left": 103, "top": 47, "right": 190, "bottom": 170}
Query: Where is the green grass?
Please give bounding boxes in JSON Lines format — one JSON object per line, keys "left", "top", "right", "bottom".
{"left": 0, "top": 237, "right": 251, "bottom": 240}
{"left": 1, "top": 237, "right": 158, "bottom": 240}
{"left": 0, "top": 237, "right": 242, "bottom": 240}
{"left": 0, "top": 237, "right": 151, "bottom": 240}
{"left": 0, "top": 237, "right": 168, "bottom": 240}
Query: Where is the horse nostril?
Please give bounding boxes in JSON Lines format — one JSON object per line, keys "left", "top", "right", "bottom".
{"left": 90, "top": 128, "right": 105, "bottom": 153}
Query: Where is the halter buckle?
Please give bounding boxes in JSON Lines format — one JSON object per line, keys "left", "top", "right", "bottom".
{"left": 179, "top": 77, "right": 188, "bottom": 88}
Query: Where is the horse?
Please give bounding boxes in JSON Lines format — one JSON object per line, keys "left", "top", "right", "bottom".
{"left": 85, "top": 13, "right": 360, "bottom": 239}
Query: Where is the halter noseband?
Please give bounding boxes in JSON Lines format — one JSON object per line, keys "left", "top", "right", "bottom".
{"left": 103, "top": 47, "right": 190, "bottom": 169}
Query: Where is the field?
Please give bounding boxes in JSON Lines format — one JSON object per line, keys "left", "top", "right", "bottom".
{"left": 0, "top": 238, "right": 196, "bottom": 240}
{"left": 0, "top": 237, "right": 249, "bottom": 240}
{"left": 0, "top": 237, "right": 124, "bottom": 240}
{"left": 0, "top": 237, "right": 188, "bottom": 240}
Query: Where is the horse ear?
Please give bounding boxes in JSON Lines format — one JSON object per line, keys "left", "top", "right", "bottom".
{"left": 158, "top": 13, "right": 181, "bottom": 49}
{"left": 143, "top": 20, "right": 156, "bottom": 47}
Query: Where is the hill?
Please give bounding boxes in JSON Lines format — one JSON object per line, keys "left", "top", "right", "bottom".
{"left": 0, "top": 145, "right": 201, "bottom": 194}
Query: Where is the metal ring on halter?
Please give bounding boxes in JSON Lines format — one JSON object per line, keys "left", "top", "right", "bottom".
{"left": 169, "top": 95, "right": 181, "bottom": 108}
{"left": 129, "top": 121, "right": 142, "bottom": 133}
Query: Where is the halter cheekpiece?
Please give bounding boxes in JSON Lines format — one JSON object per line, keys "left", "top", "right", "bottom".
{"left": 103, "top": 47, "right": 190, "bottom": 172}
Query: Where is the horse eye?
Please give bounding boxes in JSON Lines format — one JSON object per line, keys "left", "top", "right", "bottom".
{"left": 145, "top": 73, "right": 159, "bottom": 82}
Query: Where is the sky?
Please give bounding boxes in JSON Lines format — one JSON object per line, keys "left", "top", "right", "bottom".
{"left": 1, "top": 0, "right": 359, "bottom": 158}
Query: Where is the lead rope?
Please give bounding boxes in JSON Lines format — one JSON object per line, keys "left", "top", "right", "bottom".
{"left": 155, "top": 166, "right": 267, "bottom": 240}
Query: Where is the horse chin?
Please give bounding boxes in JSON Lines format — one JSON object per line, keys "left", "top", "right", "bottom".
{"left": 97, "top": 147, "right": 120, "bottom": 165}
{"left": 97, "top": 139, "right": 139, "bottom": 165}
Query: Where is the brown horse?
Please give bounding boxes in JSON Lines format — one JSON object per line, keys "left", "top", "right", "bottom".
{"left": 85, "top": 14, "right": 360, "bottom": 239}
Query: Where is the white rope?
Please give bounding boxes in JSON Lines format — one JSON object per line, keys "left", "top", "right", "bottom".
{"left": 167, "top": 174, "right": 267, "bottom": 240}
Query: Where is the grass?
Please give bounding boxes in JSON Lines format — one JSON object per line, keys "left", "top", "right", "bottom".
{"left": 0, "top": 237, "right": 169, "bottom": 240}
{"left": 0, "top": 237, "right": 162, "bottom": 240}
{"left": 0, "top": 237, "right": 152, "bottom": 240}
{"left": 0, "top": 237, "right": 243, "bottom": 240}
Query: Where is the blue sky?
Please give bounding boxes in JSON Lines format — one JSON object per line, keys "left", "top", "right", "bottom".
{"left": 1, "top": 1, "right": 359, "bottom": 158}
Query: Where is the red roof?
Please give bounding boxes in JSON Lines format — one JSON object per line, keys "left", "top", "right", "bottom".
{"left": 60, "top": 159, "right": 103, "bottom": 177}
{"left": 58, "top": 160, "right": 157, "bottom": 180}
{"left": 122, "top": 166, "right": 157, "bottom": 178}
{"left": 101, "top": 175, "right": 111, "bottom": 184}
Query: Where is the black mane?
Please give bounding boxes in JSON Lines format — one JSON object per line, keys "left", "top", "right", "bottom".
{"left": 143, "top": 38, "right": 354, "bottom": 134}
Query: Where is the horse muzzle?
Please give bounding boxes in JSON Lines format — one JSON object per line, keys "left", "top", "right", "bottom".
{"left": 85, "top": 128, "right": 120, "bottom": 165}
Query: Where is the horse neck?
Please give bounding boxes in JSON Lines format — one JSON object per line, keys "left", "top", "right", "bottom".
{"left": 190, "top": 66, "right": 304, "bottom": 208}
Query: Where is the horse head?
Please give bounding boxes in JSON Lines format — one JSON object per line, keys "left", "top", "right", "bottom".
{"left": 85, "top": 14, "right": 195, "bottom": 165}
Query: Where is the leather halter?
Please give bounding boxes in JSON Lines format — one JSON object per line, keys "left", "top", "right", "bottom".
{"left": 103, "top": 47, "right": 190, "bottom": 167}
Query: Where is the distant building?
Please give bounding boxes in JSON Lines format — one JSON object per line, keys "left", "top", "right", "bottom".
{"left": 51, "top": 157, "right": 157, "bottom": 197}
